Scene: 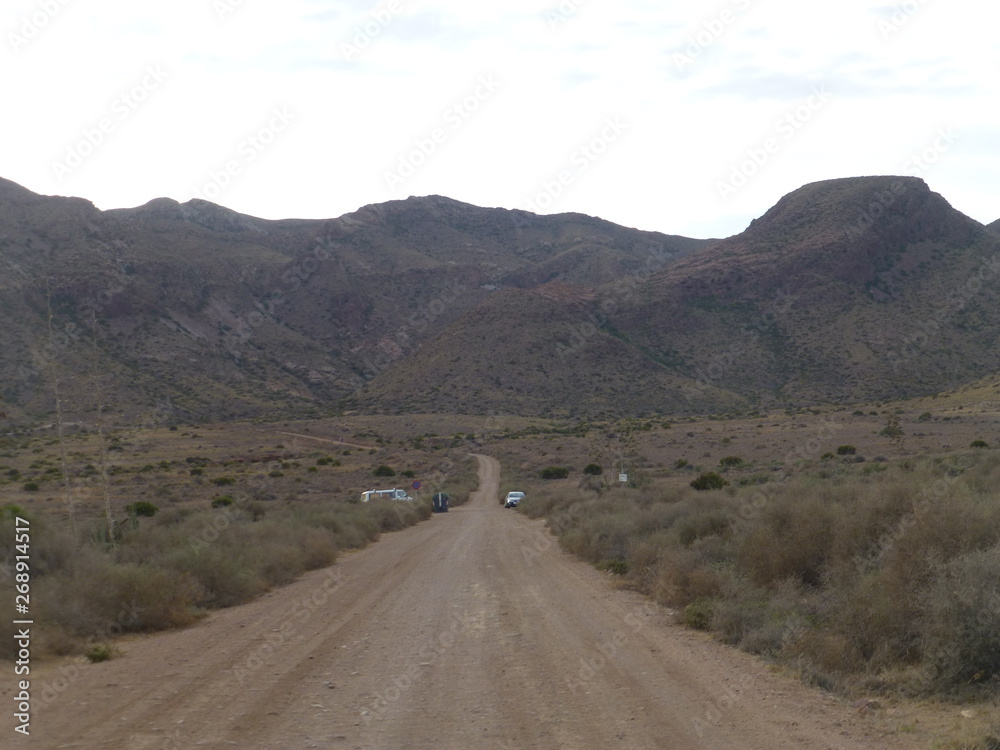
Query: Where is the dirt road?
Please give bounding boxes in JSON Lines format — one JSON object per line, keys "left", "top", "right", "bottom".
{"left": 14, "top": 455, "right": 903, "bottom": 749}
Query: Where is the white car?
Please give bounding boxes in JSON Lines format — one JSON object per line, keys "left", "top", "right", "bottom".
{"left": 360, "top": 488, "right": 413, "bottom": 502}
{"left": 504, "top": 491, "right": 525, "bottom": 508}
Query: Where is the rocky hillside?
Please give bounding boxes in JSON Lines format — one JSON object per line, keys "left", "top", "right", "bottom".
{"left": 0, "top": 178, "right": 704, "bottom": 425}
{"left": 354, "top": 177, "right": 1000, "bottom": 416}
{"left": 4, "top": 175, "right": 997, "bottom": 423}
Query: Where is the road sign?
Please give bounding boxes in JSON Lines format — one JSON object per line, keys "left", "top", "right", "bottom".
{"left": 412, "top": 480, "right": 421, "bottom": 490}
{"left": 619, "top": 473, "right": 628, "bottom": 483}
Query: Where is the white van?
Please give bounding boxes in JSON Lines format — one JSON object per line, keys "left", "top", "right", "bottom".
{"left": 360, "top": 488, "right": 413, "bottom": 502}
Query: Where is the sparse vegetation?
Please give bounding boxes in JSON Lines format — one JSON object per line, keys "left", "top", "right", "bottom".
{"left": 0, "top": 425, "right": 480, "bottom": 662}
{"left": 373, "top": 464, "right": 396, "bottom": 477}
{"left": 520, "top": 450, "right": 1000, "bottom": 698}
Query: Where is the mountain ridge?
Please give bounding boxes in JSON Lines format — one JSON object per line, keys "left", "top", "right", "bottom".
{"left": 3, "top": 175, "right": 998, "bottom": 423}
{"left": 0, "top": 178, "right": 706, "bottom": 424}
{"left": 352, "top": 176, "right": 1000, "bottom": 415}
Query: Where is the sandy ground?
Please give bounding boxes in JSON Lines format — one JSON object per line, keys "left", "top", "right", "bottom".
{"left": 8, "top": 455, "right": 906, "bottom": 749}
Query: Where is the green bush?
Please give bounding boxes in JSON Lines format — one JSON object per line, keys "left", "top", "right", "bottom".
{"left": 599, "top": 558, "right": 629, "bottom": 575}
{"left": 211, "top": 496, "right": 234, "bottom": 508}
{"left": 681, "top": 598, "right": 716, "bottom": 631}
{"left": 540, "top": 466, "right": 570, "bottom": 480}
{"left": 836, "top": 445, "right": 856, "bottom": 456}
{"left": 583, "top": 463, "right": 603, "bottom": 476}
{"left": 84, "top": 643, "right": 119, "bottom": 663}
{"left": 719, "top": 456, "right": 744, "bottom": 469}
{"left": 213, "top": 476, "right": 235, "bottom": 486}
{"left": 690, "top": 472, "right": 728, "bottom": 491}
{"left": 373, "top": 465, "right": 396, "bottom": 477}
{"left": 971, "top": 440, "right": 989, "bottom": 449}
{"left": 22, "top": 482, "right": 40, "bottom": 492}
{"left": 125, "top": 501, "right": 158, "bottom": 517}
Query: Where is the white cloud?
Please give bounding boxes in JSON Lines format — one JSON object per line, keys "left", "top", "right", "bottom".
{"left": 2, "top": 0, "right": 998, "bottom": 237}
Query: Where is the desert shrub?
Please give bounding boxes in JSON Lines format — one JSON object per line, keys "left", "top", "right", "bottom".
{"left": 373, "top": 464, "right": 395, "bottom": 477}
{"left": 836, "top": 445, "right": 856, "bottom": 455}
{"left": 719, "top": 456, "right": 744, "bottom": 469}
{"left": 736, "top": 495, "right": 832, "bottom": 587}
{"left": 971, "top": 440, "right": 990, "bottom": 449}
{"left": 22, "top": 482, "right": 40, "bottom": 492}
{"left": 211, "top": 495, "right": 234, "bottom": 508}
{"left": 84, "top": 643, "right": 119, "bottom": 663}
{"left": 38, "top": 550, "right": 203, "bottom": 639}
{"left": 165, "top": 544, "right": 264, "bottom": 608}
{"left": 365, "top": 498, "right": 432, "bottom": 532}
{"left": 125, "top": 501, "right": 158, "bottom": 517}
{"left": 540, "top": 466, "right": 570, "bottom": 480}
{"left": 690, "top": 472, "right": 727, "bottom": 491}
{"left": 598, "top": 558, "right": 629, "bottom": 575}
{"left": 917, "top": 544, "right": 1000, "bottom": 691}
{"left": 708, "top": 576, "right": 772, "bottom": 648}
{"left": 213, "top": 476, "right": 235, "bottom": 486}
{"left": 559, "top": 499, "right": 638, "bottom": 564}
{"left": 650, "top": 543, "right": 728, "bottom": 608}
{"left": 676, "top": 510, "right": 731, "bottom": 547}
{"left": 918, "top": 411, "right": 932, "bottom": 422}
{"left": 583, "top": 463, "right": 603, "bottom": 476}
{"left": 681, "top": 598, "right": 715, "bottom": 630}
{"left": 297, "top": 527, "right": 338, "bottom": 569}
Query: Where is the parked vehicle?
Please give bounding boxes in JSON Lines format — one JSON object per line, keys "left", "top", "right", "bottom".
{"left": 361, "top": 488, "right": 413, "bottom": 502}
{"left": 504, "top": 491, "right": 525, "bottom": 508}
{"left": 432, "top": 492, "right": 450, "bottom": 513}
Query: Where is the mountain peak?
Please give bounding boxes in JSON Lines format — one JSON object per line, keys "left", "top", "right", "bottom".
{"left": 743, "top": 175, "right": 928, "bottom": 242}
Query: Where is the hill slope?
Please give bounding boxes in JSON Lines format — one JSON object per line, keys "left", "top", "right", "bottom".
{"left": 355, "top": 177, "right": 1000, "bottom": 414}
{"left": 0, "top": 179, "right": 704, "bottom": 424}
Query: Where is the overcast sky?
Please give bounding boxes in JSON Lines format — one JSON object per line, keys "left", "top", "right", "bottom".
{"left": 4, "top": 0, "right": 997, "bottom": 239}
